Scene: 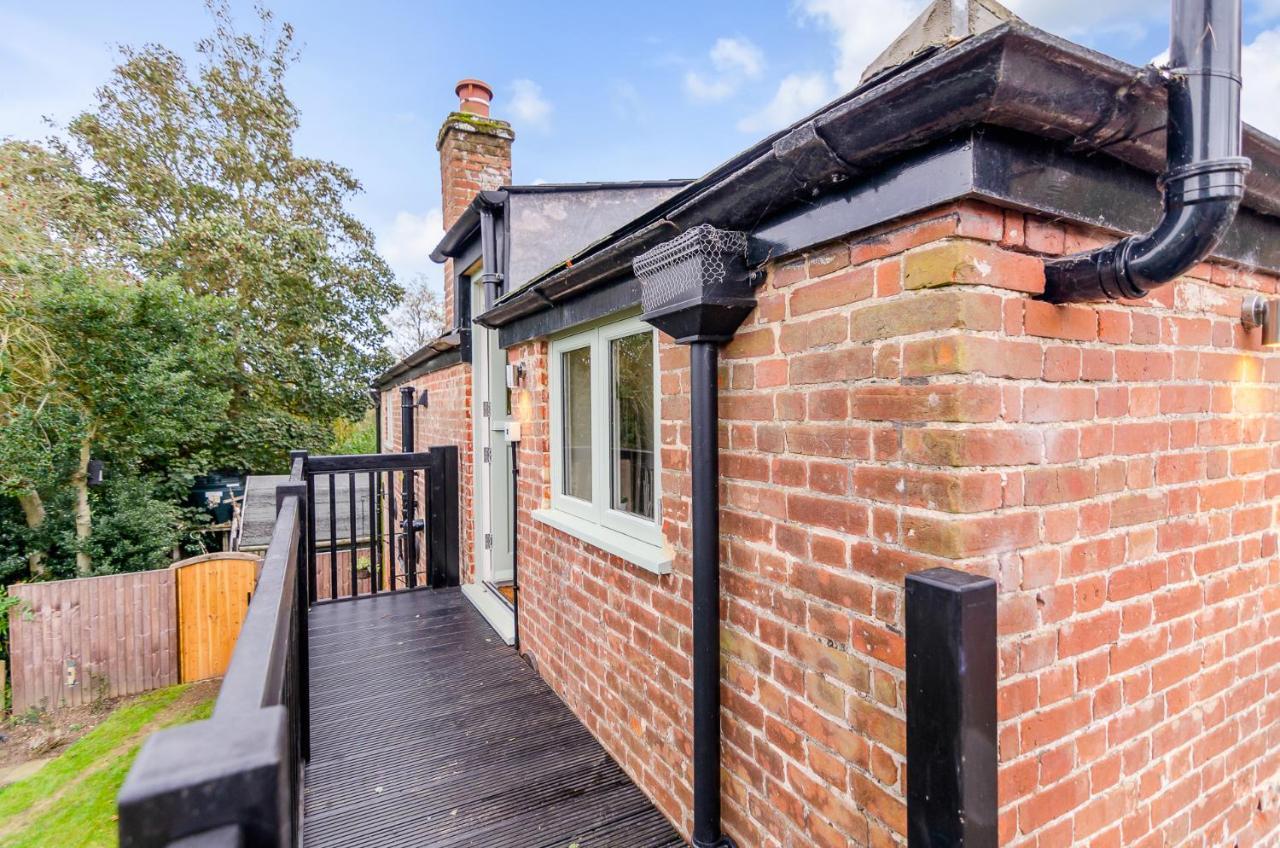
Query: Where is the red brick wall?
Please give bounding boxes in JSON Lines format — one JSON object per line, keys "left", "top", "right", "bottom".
{"left": 509, "top": 199, "right": 1280, "bottom": 847}
{"left": 380, "top": 361, "right": 475, "bottom": 583}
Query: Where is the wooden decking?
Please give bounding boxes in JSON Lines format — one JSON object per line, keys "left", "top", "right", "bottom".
{"left": 302, "top": 588, "right": 685, "bottom": 848}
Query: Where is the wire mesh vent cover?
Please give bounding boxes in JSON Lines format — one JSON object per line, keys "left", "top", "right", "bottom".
{"left": 633, "top": 224, "right": 749, "bottom": 314}
{"left": 632, "top": 225, "right": 755, "bottom": 343}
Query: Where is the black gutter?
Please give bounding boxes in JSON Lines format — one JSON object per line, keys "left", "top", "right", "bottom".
{"left": 372, "top": 331, "right": 463, "bottom": 389}
{"left": 475, "top": 20, "right": 1280, "bottom": 331}
{"left": 430, "top": 191, "right": 506, "bottom": 264}
{"left": 1043, "top": 0, "right": 1250, "bottom": 302}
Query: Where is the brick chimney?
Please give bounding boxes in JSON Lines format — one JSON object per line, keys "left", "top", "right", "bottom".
{"left": 438, "top": 79, "right": 514, "bottom": 230}
{"left": 437, "top": 78, "right": 513, "bottom": 327}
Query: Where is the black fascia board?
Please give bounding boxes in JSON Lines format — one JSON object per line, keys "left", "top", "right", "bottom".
{"left": 489, "top": 127, "right": 1280, "bottom": 344}
{"left": 372, "top": 331, "right": 464, "bottom": 389}
{"left": 474, "top": 20, "right": 1280, "bottom": 333}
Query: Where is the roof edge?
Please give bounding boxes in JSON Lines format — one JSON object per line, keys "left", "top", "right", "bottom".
{"left": 475, "top": 21, "right": 1280, "bottom": 329}
{"left": 373, "top": 330, "right": 463, "bottom": 387}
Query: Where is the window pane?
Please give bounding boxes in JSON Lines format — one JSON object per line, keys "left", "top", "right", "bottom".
{"left": 562, "top": 346, "right": 592, "bottom": 500}
{"left": 610, "top": 331, "right": 655, "bottom": 520}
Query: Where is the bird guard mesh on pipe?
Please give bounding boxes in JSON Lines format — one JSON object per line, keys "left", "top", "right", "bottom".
{"left": 633, "top": 224, "right": 750, "bottom": 316}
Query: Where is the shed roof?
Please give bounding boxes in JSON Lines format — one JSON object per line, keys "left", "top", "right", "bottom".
{"left": 238, "top": 473, "right": 373, "bottom": 552}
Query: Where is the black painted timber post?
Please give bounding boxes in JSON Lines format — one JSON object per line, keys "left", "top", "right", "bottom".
{"left": 906, "top": 567, "right": 998, "bottom": 848}
{"left": 399, "top": 387, "right": 417, "bottom": 586}
{"left": 427, "top": 446, "right": 460, "bottom": 588}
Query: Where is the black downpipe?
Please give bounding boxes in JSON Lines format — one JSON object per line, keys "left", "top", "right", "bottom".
{"left": 689, "top": 342, "right": 728, "bottom": 848}
{"left": 1042, "top": 0, "right": 1250, "bottom": 303}
{"left": 633, "top": 225, "right": 754, "bottom": 848}
{"left": 400, "top": 387, "right": 417, "bottom": 585}
{"left": 479, "top": 207, "right": 504, "bottom": 309}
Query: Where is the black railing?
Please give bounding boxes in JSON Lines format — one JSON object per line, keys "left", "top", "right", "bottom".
{"left": 117, "top": 446, "right": 460, "bottom": 847}
{"left": 304, "top": 448, "right": 459, "bottom": 602}
{"left": 118, "top": 454, "right": 310, "bottom": 848}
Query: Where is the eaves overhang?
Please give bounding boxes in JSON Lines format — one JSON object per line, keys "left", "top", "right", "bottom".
{"left": 430, "top": 191, "right": 507, "bottom": 263}
{"left": 475, "top": 21, "right": 1280, "bottom": 331}
{"left": 373, "top": 331, "right": 463, "bottom": 389}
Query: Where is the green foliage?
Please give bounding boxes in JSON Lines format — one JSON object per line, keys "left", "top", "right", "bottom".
{"left": 0, "top": 1, "right": 396, "bottom": 580}
{"left": 81, "top": 477, "right": 186, "bottom": 575}
{"left": 0, "top": 270, "right": 233, "bottom": 578}
{"left": 0, "top": 684, "right": 215, "bottom": 847}
{"left": 67, "top": 0, "right": 399, "bottom": 473}
{"left": 330, "top": 409, "right": 377, "bottom": 456}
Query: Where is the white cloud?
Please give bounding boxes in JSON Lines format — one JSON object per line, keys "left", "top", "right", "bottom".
{"left": 684, "top": 36, "right": 765, "bottom": 102}
{"left": 1243, "top": 28, "right": 1280, "bottom": 138}
{"left": 737, "top": 72, "right": 833, "bottom": 133}
{"left": 711, "top": 37, "right": 765, "bottom": 78}
{"left": 797, "top": 0, "right": 928, "bottom": 90}
{"left": 509, "top": 79, "right": 552, "bottom": 130}
{"left": 683, "top": 71, "right": 737, "bottom": 101}
{"left": 378, "top": 208, "right": 444, "bottom": 287}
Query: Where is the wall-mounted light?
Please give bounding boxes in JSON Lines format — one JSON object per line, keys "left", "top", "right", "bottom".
{"left": 1241, "top": 295, "right": 1280, "bottom": 347}
{"left": 416, "top": 390, "right": 429, "bottom": 409}
{"left": 506, "top": 363, "right": 526, "bottom": 390}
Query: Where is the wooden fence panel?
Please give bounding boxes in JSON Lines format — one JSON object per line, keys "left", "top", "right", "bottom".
{"left": 8, "top": 570, "right": 178, "bottom": 713}
{"left": 175, "top": 554, "right": 260, "bottom": 683}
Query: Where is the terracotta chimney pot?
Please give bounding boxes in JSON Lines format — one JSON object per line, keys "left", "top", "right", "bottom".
{"left": 455, "top": 78, "right": 493, "bottom": 117}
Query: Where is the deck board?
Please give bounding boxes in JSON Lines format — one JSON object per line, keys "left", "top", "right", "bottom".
{"left": 303, "top": 588, "right": 685, "bottom": 848}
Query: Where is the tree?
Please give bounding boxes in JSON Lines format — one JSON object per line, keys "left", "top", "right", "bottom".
{"left": 387, "top": 273, "right": 446, "bottom": 359}
{"left": 1, "top": 270, "right": 234, "bottom": 576}
{"left": 0, "top": 140, "right": 132, "bottom": 576}
{"left": 66, "top": 1, "right": 400, "bottom": 474}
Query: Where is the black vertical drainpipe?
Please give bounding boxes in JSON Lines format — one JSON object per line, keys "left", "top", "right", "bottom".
{"left": 633, "top": 224, "right": 754, "bottom": 848}
{"left": 400, "top": 386, "right": 417, "bottom": 584}
{"left": 1041, "top": 0, "right": 1249, "bottom": 302}
{"left": 689, "top": 342, "right": 725, "bottom": 848}
{"left": 372, "top": 387, "right": 383, "bottom": 455}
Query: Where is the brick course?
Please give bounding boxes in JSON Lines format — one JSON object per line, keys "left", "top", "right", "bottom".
{"left": 507, "top": 199, "right": 1280, "bottom": 847}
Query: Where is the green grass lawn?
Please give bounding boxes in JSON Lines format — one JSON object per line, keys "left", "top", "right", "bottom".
{"left": 0, "top": 683, "right": 216, "bottom": 848}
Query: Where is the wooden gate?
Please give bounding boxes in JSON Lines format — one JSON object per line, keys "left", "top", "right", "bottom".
{"left": 174, "top": 553, "right": 261, "bottom": 682}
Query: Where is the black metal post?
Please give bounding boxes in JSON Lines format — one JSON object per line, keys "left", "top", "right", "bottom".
{"left": 400, "top": 387, "right": 418, "bottom": 587}
{"left": 348, "top": 474, "right": 358, "bottom": 596}
{"left": 305, "top": 468, "right": 317, "bottom": 606}
{"left": 690, "top": 341, "right": 731, "bottom": 848}
{"left": 368, "top": 471, "right": 378, "bottom": 594}
{"left": 906, "top": 567, "right": 997, "bottom": 848}
{"left": 286, "top": 451, "right": 309, "bottom": 763}
{"left": 327, "top": 474, "right": 337, "bottom": 601}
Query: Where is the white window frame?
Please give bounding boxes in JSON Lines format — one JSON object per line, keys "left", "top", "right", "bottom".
{"left": 548, "top": 314, "right": 662, "bottom": 549}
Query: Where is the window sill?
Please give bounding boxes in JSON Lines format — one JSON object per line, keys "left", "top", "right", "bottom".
{"left": 531, "top": 509, "right": 673, "bottom": 576}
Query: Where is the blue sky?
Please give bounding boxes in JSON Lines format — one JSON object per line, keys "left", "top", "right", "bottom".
{"left": 4, "top": 1, "right": 1280, "bottom": 295}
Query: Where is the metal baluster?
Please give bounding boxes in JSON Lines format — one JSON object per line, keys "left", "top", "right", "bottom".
{"left": 306, "top": 474, "right": 317, "bottom": 605}
{"left": 328, "top": 473, "right": 338, "bottom": 600}
{"left": 388, "top": 474, "right": 398, "bottom": 591}
{"left": 406, "top": 470, "right": 417, "bottom": 589}
{"left": 348, "top": 473, "right": 358, "bottom": 597}
{"left": 368, "top": 471, "right": 379, "bottom": 595}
